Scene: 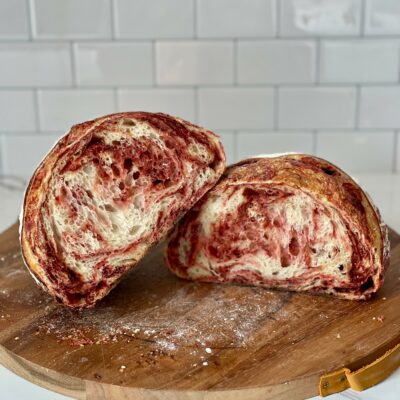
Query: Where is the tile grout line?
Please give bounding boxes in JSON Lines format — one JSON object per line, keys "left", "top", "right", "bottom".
{"left": 1, "top": 83, "right": 400, "bottom": 90}
{"left": 275, "top": 0, "right": 280, "bottom": 38}
{"left": 5, "top": 35, "right": 400, "bottom": 44}
{"left": 315, "top": 38, "right": 320, "bottom": 84}
{"left": 110, "top": 0, "right": 117, "bottom": 40}
{"left": 360, "top": 0, "right": 366, "bottom": 37}
{"left": 26, "top": 0, "right": 34, "bottom": 41}
{"left": 193, "top": 0, "right": 198, "bottom": 39}
{"left": 70, "top": 43, "right": 77, "bottom": 87}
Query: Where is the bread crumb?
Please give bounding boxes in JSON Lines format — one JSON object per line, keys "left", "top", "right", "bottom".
{"left": 336, "top": 333, "right": 341, "bottom": 339}
{"left": 119, "top": 365, "right": 126, "bottom": 373}
{"left": 205, "top": 347, "right": 212, "bottom": 354}
{"left": 202, "top": 361, "right": 208, "bottom": 366}
{"left": 382, "top": 297, "right": 386, "bottom": 300}
{"left": 377, "top": 315, "right": 385, "bottom": 323}
{"left": 14, "top": 336, "right": 19, "bottom": 341}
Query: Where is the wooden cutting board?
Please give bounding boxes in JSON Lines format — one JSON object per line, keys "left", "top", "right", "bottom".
{"left": 0, "top": 222, "right": 399, "bottom": 400}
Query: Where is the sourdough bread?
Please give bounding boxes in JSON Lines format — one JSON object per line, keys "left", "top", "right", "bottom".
{"left": 20, "top": 112, "right": 226, "bottom": 307}
{"left": 166, "top": 154, "right": 389, "bottom": 300}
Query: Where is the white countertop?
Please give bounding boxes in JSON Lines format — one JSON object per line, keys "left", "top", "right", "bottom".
{"left": 0, "top": 174, "right": 399, "bottom": 400}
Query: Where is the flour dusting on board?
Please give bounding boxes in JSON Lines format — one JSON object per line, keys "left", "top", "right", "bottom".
{"left": 36, "top": 284, "right": 288, "bottom": 352}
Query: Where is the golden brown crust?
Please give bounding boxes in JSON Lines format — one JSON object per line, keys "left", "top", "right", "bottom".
{"left": 166, "top": 154, "right": 389, "bottom": 300}
{"left": 20, "top": 112, "right": 226, "bottom": 308}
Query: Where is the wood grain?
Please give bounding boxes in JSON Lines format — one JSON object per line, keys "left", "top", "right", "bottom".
{"left": 0, "top": 222, "right": 399, "bottom": 400}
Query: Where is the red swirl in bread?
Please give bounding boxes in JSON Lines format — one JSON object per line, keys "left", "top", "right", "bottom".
{"left": 166, "top": 154, "right": 389, "bottom": 300}
{"left": 20, "top": 112, "right": 225, "bottom": 308}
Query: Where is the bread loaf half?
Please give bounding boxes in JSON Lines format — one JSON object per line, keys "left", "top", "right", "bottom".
{"left": 166, "top": 154, "right": 389, "bottom": 300}
{"left": 20, "top": 112, "right": 225, "bottom": 307}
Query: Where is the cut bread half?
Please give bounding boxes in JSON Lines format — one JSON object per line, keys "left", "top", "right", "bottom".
{"left": 20, "top": 112, "right": 225, "bottom": 307}
{"left": 166, "top": 154, "right": 389, "bottom": 300}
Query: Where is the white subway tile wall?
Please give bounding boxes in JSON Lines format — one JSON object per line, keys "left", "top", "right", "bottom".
{"left": 278, "top": 87, "right": 356, "bottom": 129}
{"left": 0, "top": 0, "right": 399, "bottom": 175}
{"left": 74, "top": 42, "right": 153, "bottom": 86}
{"left": 0, "top": 0, "right": 29, "bottom": 39}
{"left": 31, "top": 0, "right": 112, "bottom": 39}
{"left": 237, "top": 132, "right": 313, "bottom": 159}
{"left": 359, "top": 87, "right": 400, "bottom": 128}
{"left": 279, "top": 0, "right": 362, "bottom": 37}
{"left": 320, "top": 40, "right": 400, "bottom": 83}
{"left": 0, "top": 43, "right": 72, "bottom": 87}
{"left": 198, "top": 88, "right": 274, "bottom": 130}
{"left": 37, "top": 89, "right": 115, "bottom": 131}
{"left": 156, "top": 41, "right": 234, "bottom": 85}
{"left": 114, "top": 0, "right": 194, "bottom": 39}
{"left": 397, "top": 133, "right": 400, "bottom": 172}
{"left": 217, "top": 132, "right": 236, "bottom": 164}
{"left": 1, "top": 134, "right": 62, "bottom": 176}
{"left": 316, "top": 132, "right": 395, "bottom": 173}
{"left": 118, "top": 88, "right": 196, "bottom": 121}
{"left": 237, "top": 41, "right": 316, "bottom": 84}
{"left": 197, "top": 0, "right": 276, "bottom": 38}
{"left": 365, "top": 0, "right": 400, "bottom": 35}
{"left": 0, "top": 90, "right": 36, "bottom": 132}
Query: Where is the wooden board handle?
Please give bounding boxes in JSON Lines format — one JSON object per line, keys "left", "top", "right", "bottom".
{"left": 319, "top": 343, "right": 400, "bottom": 396}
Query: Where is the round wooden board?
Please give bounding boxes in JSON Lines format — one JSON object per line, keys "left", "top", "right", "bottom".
{"left": 0, "top": 223, "right": 399, "bottom": 400}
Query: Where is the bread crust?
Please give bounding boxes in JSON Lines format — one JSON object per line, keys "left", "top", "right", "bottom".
{"left": 20, "top": 112, "right": 226, "bottom": 307}
{"left": 166, "top": 154, "right": 389, "bottom": 300}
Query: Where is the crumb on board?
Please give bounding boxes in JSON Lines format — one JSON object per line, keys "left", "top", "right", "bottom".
{"left": 336, "top": 333, "right": 341, "bottom": 339}
{"left": 33, "top": 285, "right": 287, "bottom": 361}
{"left": 202, "top": 361, "right": 208, "bottom": 366}
{"left": 377, "top": 315, "right": 385, "bottom": 323}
